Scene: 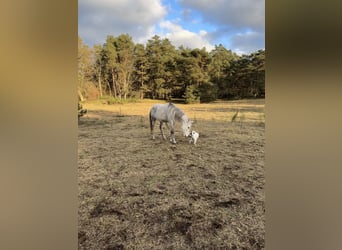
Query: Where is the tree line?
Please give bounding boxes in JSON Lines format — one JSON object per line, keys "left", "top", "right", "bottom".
{"left": 78, "top": 34, "right": 265, "bottom": 103}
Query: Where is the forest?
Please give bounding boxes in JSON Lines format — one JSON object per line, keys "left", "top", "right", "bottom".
{"left": 78, "top": 34, "right": 265, "bottom": 103}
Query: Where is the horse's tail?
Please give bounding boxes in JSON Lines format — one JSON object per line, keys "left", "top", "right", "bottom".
{"left": 149, "top": 109, "right": 153, "bottom": 131}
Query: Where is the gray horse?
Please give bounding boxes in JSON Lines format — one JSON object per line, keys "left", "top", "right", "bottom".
{"left": 149, "top": 103, "right": 193, "bottom": 144}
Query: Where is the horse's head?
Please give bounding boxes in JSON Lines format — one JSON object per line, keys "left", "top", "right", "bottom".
{"left": 182, "top": 119, "right": 193, "bottom": 137}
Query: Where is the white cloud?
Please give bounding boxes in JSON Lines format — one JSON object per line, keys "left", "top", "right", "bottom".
{"left": 79, "top": 0, "right": 167, "bottom": 45}
{"left": 78, "top": 0, "right": 264, "bottom": 54}
{"left": 179, "top": 0, "right": 264, "bottom": 31}
{"left": 158, "top": 20, "right": 214, "bottom": 51}
{"left": 178, "top": 0, "right": 265, "bottom": 53}
{"left": 231, "top": 31, "right": 264, "bottom": 55}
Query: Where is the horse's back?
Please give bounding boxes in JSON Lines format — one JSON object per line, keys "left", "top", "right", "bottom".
{"left": 152, "top": 103, "right": 171, "bottom": 108}
{"left": 150, "top": 103, "right": 167, "bottom": 114}
{"left": 150, "top": 103, "right": 169, "bottom": 121}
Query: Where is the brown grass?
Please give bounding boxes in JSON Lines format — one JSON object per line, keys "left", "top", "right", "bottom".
{"left": 78, "top": 99, "right": 265, "bottom": 249}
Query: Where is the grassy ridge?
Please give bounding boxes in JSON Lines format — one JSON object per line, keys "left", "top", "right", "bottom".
{"left": 82, "top": 98, "right": 265, "bottom": 123}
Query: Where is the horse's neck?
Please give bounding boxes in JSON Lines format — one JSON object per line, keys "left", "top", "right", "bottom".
{"left": 172, "top": 107, "right": 184, "bottom": 120}
{"left": 180, "top": 114, "right": 188, "bottom": 123}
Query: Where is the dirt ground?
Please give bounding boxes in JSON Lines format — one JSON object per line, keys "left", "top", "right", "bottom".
{"left": 78, "top": 99, "right": 265, "bottom": 249}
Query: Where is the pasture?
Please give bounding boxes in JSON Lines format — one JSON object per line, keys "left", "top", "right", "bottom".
{"left": 78, "top": 99, "right": 265, "bottom": 249}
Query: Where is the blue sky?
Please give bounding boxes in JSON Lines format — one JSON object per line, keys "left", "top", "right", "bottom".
{"left": 79, "top": 0, "right": 264, "bottom": 55}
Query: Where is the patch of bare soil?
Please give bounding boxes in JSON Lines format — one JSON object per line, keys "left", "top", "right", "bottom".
{"left": 78, "top": 102, "right": 265, "bottom": 249}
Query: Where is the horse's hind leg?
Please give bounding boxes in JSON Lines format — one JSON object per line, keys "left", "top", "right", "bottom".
{"left": 150, "top": 117, "right": 156, "bottom": 140}
{"left": 160, "top": 122, "right": 166, "bottom": 140}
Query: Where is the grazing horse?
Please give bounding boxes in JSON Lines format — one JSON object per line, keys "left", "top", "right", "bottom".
{"left": 149, "top": 103, "right": 193, "bottom": 144}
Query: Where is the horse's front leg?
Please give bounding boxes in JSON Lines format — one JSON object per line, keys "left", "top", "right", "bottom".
{"left": 160, "top": 122, "right": 166, "bottom": 140}
{"left": 169, "top": 124, "right": 176, "bottom": 144}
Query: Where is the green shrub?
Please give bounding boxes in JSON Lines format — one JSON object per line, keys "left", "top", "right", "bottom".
{"left": 199, "top": 82, "right": 218, "bottom": 103}
{"left": 231, "top": 110, "right": 239, "bottom": 122}
{"left": 183, "top": 85, "right": 200, "bottom": 104}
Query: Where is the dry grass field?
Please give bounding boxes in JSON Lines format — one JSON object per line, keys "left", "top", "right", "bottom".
{"left": 78, "top": 99, "right": 265, "bottom": 249}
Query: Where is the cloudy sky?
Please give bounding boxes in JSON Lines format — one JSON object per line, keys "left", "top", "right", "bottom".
{"left": 79, "top": 0, "right": 264, "bottom": 55}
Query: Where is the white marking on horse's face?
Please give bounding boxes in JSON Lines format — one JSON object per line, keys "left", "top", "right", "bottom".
{"left": 182, "top": 121, "right": 192, "bottom": 137}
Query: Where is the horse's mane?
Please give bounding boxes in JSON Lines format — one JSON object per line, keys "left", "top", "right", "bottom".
{"left": 169, "top": 103, "right": 186, "bottom": 121}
